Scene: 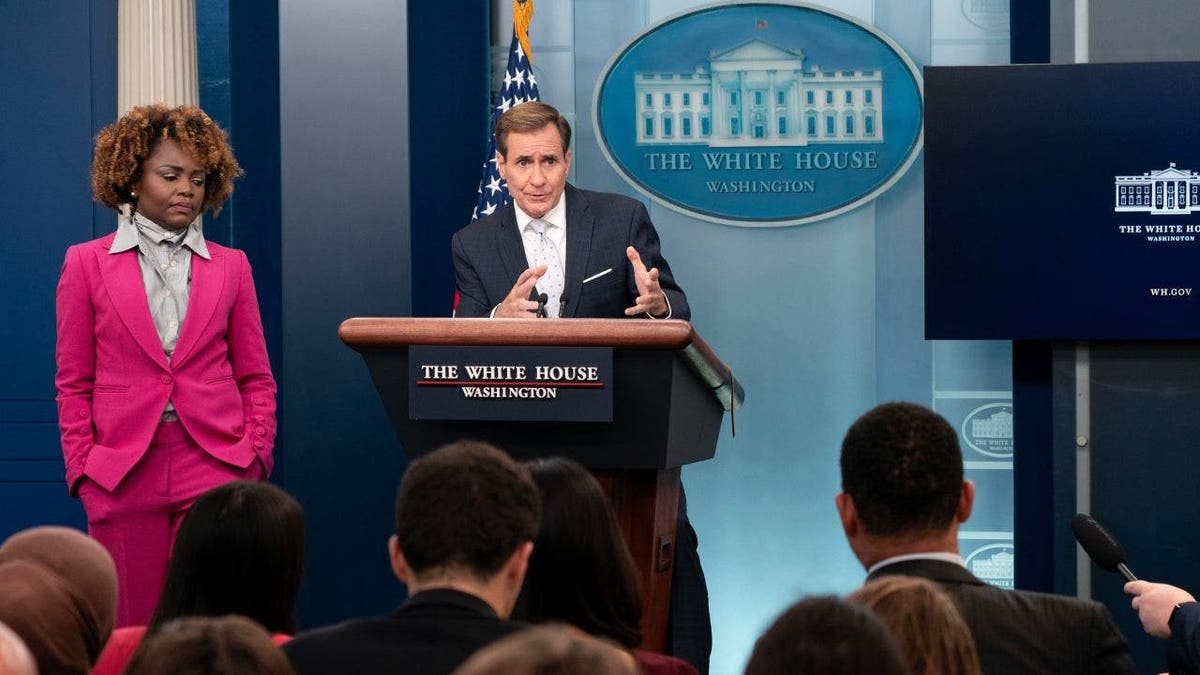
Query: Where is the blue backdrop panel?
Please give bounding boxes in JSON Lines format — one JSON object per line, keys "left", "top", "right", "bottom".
{"left": 279, "top": 0, "right": 414, "bottom": 628}
{"left": 0, "top": 0, "right": 116, "bottom": 535}
{"left": 408, "top": 1, "right": 490, "bottom": 317}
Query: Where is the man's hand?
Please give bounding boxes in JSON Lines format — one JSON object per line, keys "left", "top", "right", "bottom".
{"left": 1126, "top": 580, "right": 1196, "bottom": 638}
{"left": 624, "top": 246, "right": 669, "bottom": 317}
{"left": 494, "top": 265, "right": 547, "bottom": 318}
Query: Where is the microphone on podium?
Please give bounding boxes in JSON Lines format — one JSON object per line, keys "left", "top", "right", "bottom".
{"left": 1071, "top": 513, "right": 1138, "bottom": 582}
{"left": 535, "top": 292, "right": 549, "bottom": 318}
{"left": 558, "top": 293, "right": 569, "bottom": 318}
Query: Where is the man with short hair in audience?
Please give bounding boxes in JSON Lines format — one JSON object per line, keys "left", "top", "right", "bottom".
{"left": 284, "top": 441, "right": 541, "bottom": 675}
{"left": 835, "top": 401, "right": 1136, "bottom": 675}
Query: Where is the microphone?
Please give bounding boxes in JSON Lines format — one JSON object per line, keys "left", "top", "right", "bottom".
{"left": 558, "top": 293, "right": 569, "bottom": 318}
{"left": 535, "top": 292, "right": 549, "bottom": 318}
{"left": 1071, "top": 513, "right": 1138, "bottom": 582}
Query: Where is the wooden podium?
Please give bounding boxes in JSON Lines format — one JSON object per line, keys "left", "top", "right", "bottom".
{"left": 338, "top": 317, "right": 743, "bottom": 651}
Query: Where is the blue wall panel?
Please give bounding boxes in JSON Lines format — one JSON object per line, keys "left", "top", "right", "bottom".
{"left": 0, "top": 0, "right": 115, "bottom": 536}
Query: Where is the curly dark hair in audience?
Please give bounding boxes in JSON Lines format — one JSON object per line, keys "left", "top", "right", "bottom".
{"left": 91, "top": 103, "right": 242, "bottom": 215}
{"left": 517, "top": 457, "right": 643, "bottom": 647}
{"left": 125, "top": 616, "right": 294, "bottom": 675}
{"left": 840, "top": 402, "right": 963, "bottom": 537}
{"left": 149, "top": 481, "right": 304, "bottom": 635}
{"left": 744, "top": 596, "right": 910, "bottom": 675}
{"left": 395, "top": 441, "right": 541, "bottom": 579}
{"left": 494, "top": 101, "right": 572, "bottom": 156}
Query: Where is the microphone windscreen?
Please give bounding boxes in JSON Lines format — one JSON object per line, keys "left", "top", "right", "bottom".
{"left": 1071, "top": 513, "right": 1127, "bottom": 573}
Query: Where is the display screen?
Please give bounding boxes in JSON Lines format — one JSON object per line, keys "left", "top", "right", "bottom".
{"left": 925, "top": 62, "right": 1200, "bottom": 339}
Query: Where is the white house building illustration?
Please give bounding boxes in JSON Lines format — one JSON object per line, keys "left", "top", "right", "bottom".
{"left": 1114, "top": 163, "right": 1200, "bottom": 215}
{"left": 969, "top": 549, "right": 1015, "bottom": 588}
{"left": 634, "top": 39, "right": 883, "bottom": 147}
{"left": 971, "top": 410, "right": 1012, "bottom": 440}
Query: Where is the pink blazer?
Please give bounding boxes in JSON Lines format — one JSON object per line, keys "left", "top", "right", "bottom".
{"left": 55, "top": 233, "right": 276, "bottom": 494}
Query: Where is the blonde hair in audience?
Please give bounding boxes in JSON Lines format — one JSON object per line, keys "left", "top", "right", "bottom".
{"left": 850, "top": 575, "right": 981, "bottom": 675}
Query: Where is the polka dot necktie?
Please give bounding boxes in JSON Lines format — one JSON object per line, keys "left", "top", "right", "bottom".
{"left": 527, "top": 219, "right": 564, "bottom": 317}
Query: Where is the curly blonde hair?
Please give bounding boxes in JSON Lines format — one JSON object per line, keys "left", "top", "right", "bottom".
{"left": 91, "top": 104, "right": 243, "bottom": 216}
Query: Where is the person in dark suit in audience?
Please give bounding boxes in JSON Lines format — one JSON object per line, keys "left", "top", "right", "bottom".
{"left": 283, "top": 441, "right": 541, "bottom": 675}
{"left": 835, "top": 401, "right": 1136, "bottom": 675}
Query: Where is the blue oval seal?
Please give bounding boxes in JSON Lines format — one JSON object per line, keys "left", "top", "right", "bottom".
{"left": 592, "top": 1, "right": 924, "bottom": 227}
{"left": 964, "top": 543, "right": 1015, "bottom": 589}
{"left": 961, "top": 402, "right": 1013, "bottom": 459}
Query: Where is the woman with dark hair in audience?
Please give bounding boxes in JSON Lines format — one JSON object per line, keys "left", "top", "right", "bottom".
{"left": 518, "top": 457, "right": 699, "bottom": 675}
{"left": 92, "top": 480, "right": 304, "bottom": 675}
{"left": 850, "top": 576, "right": 981, "bottom": 675}
{"left": 124, "top": 615, "right": 295, "bottom": 675}
{"left": 744, "top": 595, "right": 910, "bottom": 675}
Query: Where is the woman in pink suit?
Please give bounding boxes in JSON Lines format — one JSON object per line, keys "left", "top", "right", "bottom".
{"left": 55, "top": 104, "right": 276, "bottom": 627}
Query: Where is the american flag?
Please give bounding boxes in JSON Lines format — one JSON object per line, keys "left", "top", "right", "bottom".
{"left": 470, "top": 31, "right": 540, "bottom": 221}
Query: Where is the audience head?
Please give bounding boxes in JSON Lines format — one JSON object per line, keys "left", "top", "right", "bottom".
{"left": 451, "top": 624, "right": 637, "bottom": 675}
{"left": 0, "top": 526, "right": 118, "bottom": 673}
{"left": 391, "top": 441, "right": 540, "bottom": 615}
{"left": 124, "top": 615, "right": 293, "bottom": 675}
{"left": 744, "top": 596, "right": 909, "bottom": 675}
{"left": 150, "top": 480, "right": 305, "bottom": 635}
{"left": 518, "top": 457, "right": 642, "bottom": 647}
{"left": 0, "top": 621, "right": 36, "bottom": 675}
{"left": 849, "top": 576, "right": 981, "bottom": 675}
{"left": 837, "top": 402, "right": 973, "bottom": 565}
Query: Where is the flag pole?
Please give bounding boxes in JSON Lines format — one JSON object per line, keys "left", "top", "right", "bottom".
{"left": 514, "top": 0, "right": 535, "bottom": 66}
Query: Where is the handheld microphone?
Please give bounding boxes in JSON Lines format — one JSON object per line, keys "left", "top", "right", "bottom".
{"left": 1071, "top": 513, "right": 1138, "bottom": 582}
{"left": 558, "top": 293, "right": 569, "bottom": 318}
{"left": 535, "top": 292, "right": 548, "bottom": 318}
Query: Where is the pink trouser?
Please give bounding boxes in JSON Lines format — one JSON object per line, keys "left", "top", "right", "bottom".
{"left": 77, "top": 421, "right": 260, "bottom": 626}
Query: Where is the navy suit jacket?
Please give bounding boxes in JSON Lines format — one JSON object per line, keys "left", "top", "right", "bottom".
{"left": 870, "top": 558, "right": 1136, "bottom": 675}
{"left": 452, "top": 185, "right": 689, "bottom": 319}
{"left": 283, "top": 589, "right": 525, "bottom": 675}
{"left": 1169, "top": 601, "right": 1200, "bottom": 673}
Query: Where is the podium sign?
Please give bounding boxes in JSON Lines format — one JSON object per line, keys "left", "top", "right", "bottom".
{"left": 409, "top": 345, "right": 613, "bottom": 422}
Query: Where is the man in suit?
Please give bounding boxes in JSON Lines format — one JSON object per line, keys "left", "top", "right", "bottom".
{"left": 452, "top": 101, "right": 688, "bottom": 320}
{"left": 283, "top": 441, "right": 540, "bottom": 675}
{"left": 451, "top": 101, "right": 711, "bottom": 672}
{"left": 835, "top": 401, "right": 1137, "bottom": 674}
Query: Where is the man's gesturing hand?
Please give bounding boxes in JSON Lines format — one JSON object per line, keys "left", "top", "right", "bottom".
{"left": 494, "top": 265, "right": 548, "bottom": 318}
{"left": 624, "top": 246, "right": 669, "bottom": 317}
